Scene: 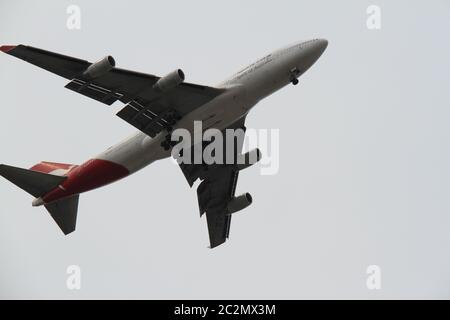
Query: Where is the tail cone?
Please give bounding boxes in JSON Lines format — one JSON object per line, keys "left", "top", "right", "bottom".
{"left": 32, "top": 197, "right": 45, "bottom": 207}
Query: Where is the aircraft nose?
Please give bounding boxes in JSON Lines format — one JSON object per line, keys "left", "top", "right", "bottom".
{"left": 311, "top": 39, "right": 328, "bottom": 56}
{"left": 298, "top": 38, "right": 328, "bottom": 67}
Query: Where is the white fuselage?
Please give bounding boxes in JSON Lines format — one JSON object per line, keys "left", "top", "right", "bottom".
{"left": 96, "top": 39, "right": 328, "bottom": 174}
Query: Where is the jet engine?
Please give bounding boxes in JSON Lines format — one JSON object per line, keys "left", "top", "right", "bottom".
{"left": 153, "top": 69, "right": 185, "bottom": 92}
{"left": 83, "top": 56, "right": 115, "bottom": 79}
{"left": 236, "top": 148, "right": 262, "bottom": 171}
{"left": 227, "top": 193, "right": 252, "bottom": 214}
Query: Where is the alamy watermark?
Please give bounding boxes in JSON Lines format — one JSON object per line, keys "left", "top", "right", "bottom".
{"left": 366, "top": 265, "right": 381, "bottom": 290}
{"left": 170, "top": 121, "right": 279, "bottom": 175}
{"left": 66, "top": 265, "right": 81, "bottom": 290}
{"left": 366, "top": 5, "right": 381, "bottom": 30}
{"left": 66, "top": 5, "right": 81, "bottom": 30}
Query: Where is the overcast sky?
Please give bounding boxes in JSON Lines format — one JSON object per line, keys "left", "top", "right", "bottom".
{"left": 1, "top": 0, "right": 450, "bottom": 299}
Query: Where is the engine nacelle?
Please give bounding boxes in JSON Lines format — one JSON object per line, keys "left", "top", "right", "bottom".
{"left": 153, "top": 69, "right": 185, "bottom": 92}
{"left": 83, "top": 56, "right": 115, "bottom": 79}
{"left": 236, "top": 148, "right": 262, "bottom": 171}
{"left": 227, "top": 193, "right": 252, "bottom": 214}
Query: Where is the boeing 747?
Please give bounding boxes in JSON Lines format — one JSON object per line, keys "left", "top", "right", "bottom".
{"left": 0, "top": 39, "right": 327, "bottom": 248}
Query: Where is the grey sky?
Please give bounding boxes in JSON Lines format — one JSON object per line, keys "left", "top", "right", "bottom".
{"left": 1, "top": 0, "right": 450, "bottom": 299}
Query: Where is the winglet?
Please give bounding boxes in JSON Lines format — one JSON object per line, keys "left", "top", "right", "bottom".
{"left": 0, "top": 45, "right": 16, "bottom": 53}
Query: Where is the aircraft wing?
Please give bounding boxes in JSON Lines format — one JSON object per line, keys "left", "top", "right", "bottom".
{"left": 178, "top": 116, "right": 252, "bottom": 248}
{"left": 0, "top": 45, "right": 225, "bottom": 137}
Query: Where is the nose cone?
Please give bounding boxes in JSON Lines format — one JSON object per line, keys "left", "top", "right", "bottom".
{"left": 294, "top": 38, "right": 328, "bottom": 71}
{"left": 310, "top": 38, "right": 328, "bottom": 58}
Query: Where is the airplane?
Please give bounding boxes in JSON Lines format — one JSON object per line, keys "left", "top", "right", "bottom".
{"left": 0, "top": 39, "right": 328, "bottom": 248}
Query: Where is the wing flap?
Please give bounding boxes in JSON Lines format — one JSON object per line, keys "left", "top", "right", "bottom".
{"left": 116, "top": 101, "right": 180, "bottom": 137}
{"left": 65, "top": 78, "right": 122, "bottom": 105}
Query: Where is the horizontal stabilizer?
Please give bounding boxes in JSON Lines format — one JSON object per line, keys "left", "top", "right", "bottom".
{"left": 0, "top": 164, "right": 66, "bottom": 198}
{"left": 45, "top": 195, "right": 79, "bottom": 235}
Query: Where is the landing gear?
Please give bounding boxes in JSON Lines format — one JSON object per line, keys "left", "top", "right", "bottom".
{"left": 160, "top": 133, "right": 178, "bottom": 151}
{"left": 161, "top": 140, "right": 171, "bottom": 151}
{"left": 159, "top": 110, "right": 183, "bottom": 151}
{"left": 289, "top": 68, "right": 301, "bottom": 86}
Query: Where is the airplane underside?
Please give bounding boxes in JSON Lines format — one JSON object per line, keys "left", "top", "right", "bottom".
{"left": 0, "top": 39, "right": 327, "bottom": 248}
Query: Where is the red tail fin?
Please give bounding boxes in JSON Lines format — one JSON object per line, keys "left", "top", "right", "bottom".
{"left": 30, "top": 162, "right": 77, "bottom": 176}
